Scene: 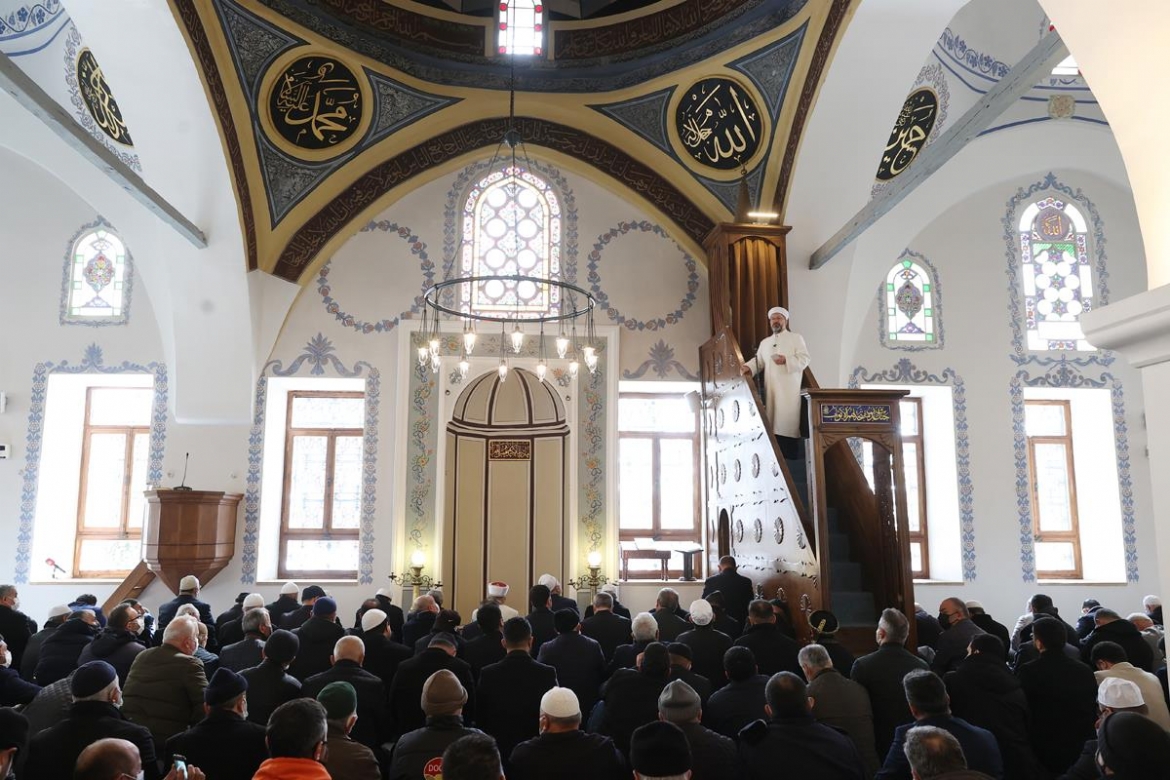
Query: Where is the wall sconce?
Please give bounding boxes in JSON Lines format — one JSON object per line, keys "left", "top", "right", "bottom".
{"left": 569, "top": 550, "right": 608, "bottom": 601}
{"left": 389, "top": 549, "right": 442, "bottom": 602}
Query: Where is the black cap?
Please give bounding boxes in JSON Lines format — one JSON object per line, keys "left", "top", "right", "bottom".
{"left": 808, "top": 609, "right": 839, "bottom": 634}
{"left": 71, "top": 661, "right": 116, "bottom": 698}
{"left": 1098, "top": 711, "right": 1170, "bottom": 776}
{"left": 205, "top": 667, "right": 248, "bottom": 706}
{"left": 630, "top": 721, "right": 691, "bottom": 775}
{"left": 264, "top": 629, "right": 299, "bottom": 664}
{"left": 667, "top": 642, "right": 693, "bottom": 661}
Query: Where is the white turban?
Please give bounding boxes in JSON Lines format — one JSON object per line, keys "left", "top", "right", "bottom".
{"left": 767, "top": 306, "right": 790, "bottom": 320}
{"left": 487, "top": 581, "right": 509, "bottom": 597}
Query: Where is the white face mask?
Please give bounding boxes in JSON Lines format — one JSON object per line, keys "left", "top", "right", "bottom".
{"left": 1, "top": 649, "right": 11, "bottom": 668}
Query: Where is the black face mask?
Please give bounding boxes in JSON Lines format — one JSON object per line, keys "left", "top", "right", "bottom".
{"left": 938, "top": 612, "right": 952, "bottom": 630}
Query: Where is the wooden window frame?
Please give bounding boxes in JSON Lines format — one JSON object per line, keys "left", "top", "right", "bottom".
{"left": 617, "top": 392, "right": 702, "bottom": 579}
{"left": 901, "top": 397, "right": 930, "bottom": 579}
{"left": 74, "top": 386, "right": 149, "bottom": 578}
{"left": 1025, "top": 399, "right": 1083, "bottom": 579}
{"left": 278, "top": 390, "right": 364, "bottom": 580}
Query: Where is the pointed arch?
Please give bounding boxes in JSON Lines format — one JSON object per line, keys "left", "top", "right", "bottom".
{"left": 878, "top": 249, "right": 942, "bottom": 350}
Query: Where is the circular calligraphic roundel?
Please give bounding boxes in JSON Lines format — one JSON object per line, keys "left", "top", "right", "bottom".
{"left": 76, "top": 49, "right": 133, "bottom": 147}
{"left": 260, "top": 50, "right": 371, "bottom": 160}
{"left": 671, "top": 76, "right": 767, "bottom": 175}
{"left": 875, "top": 87, "right": 938, "bottom": 181}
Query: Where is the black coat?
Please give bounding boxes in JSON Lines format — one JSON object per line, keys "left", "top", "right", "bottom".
{"left": 671, "top": 664, "right": 714, "bottom": 705}
{"left": 551, "top": 594, "right": 579, "bottom": 614}
{"left": 33, "top": 616, "right": 98, "bottom": 684}
{"left": 0, "top": 604, "right": 36, "bottom": 670}
{"left": 24, "top": 700, "right": 161, "bottom": 780}
{"left": 388, "top": 716, "right": 484, "bottom": 780}
{"left": 1019, "top": 611, "right": 1080, "bottom": 649}
{"left": 733, "top": 623, "right": 800, "bottom": 676}
{"left": 738, "top": 714, "right": 865, "bottom": 780}
{"left": 463, "top": 631, "right": 507, "bottom": 679}
{"left": 1074, "top": 608, "right": 1100, "bottom": 641}
{"left": 157, "top": 595, "right": 218, "bottom": 651}
{"left": 304, "top": 659, "right": 390, "bottom": 749}
{"left": 414, "top": 628, "right": 465, "bottom": 657}
{"left": 609, "top": 639, "right": 653, "bottom": 673}
{"left": 703, "top": 569, "right": 756, "bottom": 622}
{"left": 599, "top": 668, "right": 669, "bottom": 755}
{"left": 218, "top": 617, "right": 245, "bottom": 648}
{"left": 508, "top": 729, "right": 627, "bottom": 780}
{"left": 1082, "top": 619, "right": 1156, "bottom": 672}
{"left": 945, "top": 654, "right": 1044, "bottom": 780}
{"left": 971, "top": 613, "right": 1012, "bottom": 651}
{"left": 584, "top": 601, "right": 632, "bottom": 620}
{"left": 712, "top": 612, "right": 743, "bottom": 640}
{"left": 0, "top": 665, "right": 39, "bottom": 707}
{"left": 850, "top": 643, "right": 930, "bottom": 757}
{"left": 374, "top": 596, "right": 407, "bottom": 643}
{"left": 526, "top": 608, "right": 557, "bottom": 656}
{"left": 678, "top": 626, "right": 733, "bottom": 690}
{"left": 915, "top": 609, "right": 943, "bottom": 650}
{"left": 361, "top": 628, "right": 414, "bottom": 688}
{"left": 389, "top": 647, "right": 476, "bottom": 736}
{"left": 289, "top": 615, "right": 346, "bottom": 681}
{"left": 280, "top": 603, "right": 313, "bottom": 630}
{"left": 703, "top": 674, "right": 768, "bottom": 739}
{"left": 653, "top": 609, "right": 691, "bottom": 643}
{"left": 536, "top": 632, "right": 607, "bottom": 717}
{"left": 401, "top": 611, "right": 437, "bottom": 649}
{"left": 19, "top": 623, "right": 57, "bottom": 680}
{"left": 264, "top": 595, "right": 299, "bottom": 622}
{"left": 166, "top": 708, "right": 268, "bottom": 780}
{"left": 822, "top": 637, "right": 856, "bottom": 679}
{"left": 77, "top": 627, "right": 146, "bottom": 685}
{"left": 876, "top": 715, "right": 1002, "bottom": 780}
{"left": 215, "top": 603, "right": 244, "bottom": 630}
{"left": 678, "top": 720, "right": 739, "bottom": 780}
{"left": 218, "top": 634, "right": 266, "bottom": 673}
{"left": 581, "top": 611, "right": 632, "bottom": 662}
{"left": 240, "top": 659, "right": 302, "bottom": 726}
{"left": 1017, "top": 650, "right": 1099, "bottom": 775}
{"left": 476, "top": 651, "right": 559, "bottom": 764}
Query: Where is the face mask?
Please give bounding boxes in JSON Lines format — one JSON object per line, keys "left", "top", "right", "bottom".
{"left": 937, "top": 612, "right": 952, "bottom": 630}
{"left": 1, "top": 649, "right": 11, "bottom": 668}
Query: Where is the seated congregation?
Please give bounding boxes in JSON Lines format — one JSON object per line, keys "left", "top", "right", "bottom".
{"left": 1, "top": 576, "right": 1169, "bottom": 779}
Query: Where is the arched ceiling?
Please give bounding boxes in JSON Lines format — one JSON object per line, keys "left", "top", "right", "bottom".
{"left": 170, "top": 0, "right": 858, "bottom": 283}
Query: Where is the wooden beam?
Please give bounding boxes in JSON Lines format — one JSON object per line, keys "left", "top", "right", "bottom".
{"left": 0, "top": 51, "right": 207, "bottom": 248}
{"left": 809, "top": 31, "right": 1067, "bottom": 270}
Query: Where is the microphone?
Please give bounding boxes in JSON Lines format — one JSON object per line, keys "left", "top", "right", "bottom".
{"left": 45, "top": 558, "right": 66, "bottom": 578}
{"left": 174, "top": 452, "right": 192, "bottom": 491}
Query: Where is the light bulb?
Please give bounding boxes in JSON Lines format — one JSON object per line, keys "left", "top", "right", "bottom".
{"left": 536, "top": 362, "right": 547, "bottom": 383}
{"left": 555, "top": 335, "right": 570, "bottom": 359}
{"left": 429, "top": 337, "right": 441, "bottom": 358}
{"left": 409, "top": 549, "right": 426, "bottom": 568}
{"left": 417, "top": 345, "right": 429, "bottom": 366}
{"left": 569, "top": 359, "right": 579, "bottom": 377}
{"left": 498, "top": 360, "right": 509, "bottom": 381}
{"left": 510, "top": 324, "right": 524, "bottom": 354}
{"left": 583, "top": 346, "right": 598, "bottom": 372}
{"left": 431, "top": 354, "right": 441, "bottom": 374}
{"left": 459, "top": 358, "right": 470, "bottom": 379}
{"left": 587, "top": 550, "right": 602, "bottom": 568}
{"left": 463, "top": 331, "right": 477, "bottom": 354}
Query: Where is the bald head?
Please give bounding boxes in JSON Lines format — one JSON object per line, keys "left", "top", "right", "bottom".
{"left": 74, "top": 738, "right": 141, "bottom": 780}
{"left": 412, "top": 595, "right": 438, "bottom": 614}
{"left": 332, "top": 635, "right": 365, "bottom": 664}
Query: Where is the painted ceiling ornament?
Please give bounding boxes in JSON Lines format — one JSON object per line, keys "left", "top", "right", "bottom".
{"left": 875, "top": 87, "right": 937, "bottom": 181}
{"left": 1048, "top": 93, "right": 1076, "bottom": 120}
{"left": 76, "top": 48, "right": 133, "bottom": 146}
{"left": 262, "top": 50, "right": 369, "bottom": 158}
{"left": 673, "top": 76, "right": 765, "bottom": 173}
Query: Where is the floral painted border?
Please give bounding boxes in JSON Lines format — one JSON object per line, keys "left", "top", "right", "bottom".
{"left": 16, "top": 344, "right": 167, "bottom": 583}
{"left": 588, "top": 219, "right": 699, "bottom": 331}
{"left": 850, "top": 358, "right": 974, "bottom": 580}
{"left": 1009, "top": 361, "right": 1137, "bottom": 583}
{"left": 876, "top": 248, "right": 944, "bottom": 352}
{"left": 241, "top": 334, "right": 380, "bottom": 584}
{"left": 58, "top": 216, "right": 134, "bottom": 327}
{"left": 622, "top": 339, "right": 699, "bottom": 381}
{"left": 0, "top": 0, "right": 62, "bottom": 40}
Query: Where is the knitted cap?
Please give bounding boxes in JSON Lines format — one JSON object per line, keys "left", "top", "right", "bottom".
{"left": 264, "top": 629, "right": 299, "bottom": 664}
{"left": 312, "top": 597, "right": 337, "bottom": 617}
{"left": 658, "top": 679, "right": 701, "bottom": 722}
{"left": 421, "top": 669, "right": 467, "bottom": 716}
{"left": 204, "top": 667, "right": 248, "bottom": 707}
{"left": 71, "top": 660, "right": 117, "bottom": 698}
{"left": 317, "top": 681, "right": 357, "bottom": 720}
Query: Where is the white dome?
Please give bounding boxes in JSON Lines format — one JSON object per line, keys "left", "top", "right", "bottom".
{"left": 449, "top": 367, "right": 568, "bottom": 434}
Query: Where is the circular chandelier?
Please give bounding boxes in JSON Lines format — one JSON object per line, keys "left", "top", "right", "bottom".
{"left": 416, "top": 57, "right": 600, "bottom": 383}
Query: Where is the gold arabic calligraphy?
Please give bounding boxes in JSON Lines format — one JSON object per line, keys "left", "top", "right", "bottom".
{"left": 269, "top": 56, "right": 364, "bottom": 152}
{"left": 76, "top": 49, "right": 133, "bottom": 146}
{"left": 675, "top": 77, "right": 763, "bottom": 171}
{"left": 820, "top": 404, "right": 892, "bottom": 424}
{"left": 875, "top": 88, "right": 937, "bottom": 181}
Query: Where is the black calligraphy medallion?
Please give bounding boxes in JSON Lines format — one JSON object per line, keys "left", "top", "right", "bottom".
{"left": 674, "top": 77, "right": 764, "bottom": 171}
{"left": 76, "top": 48, "right": 133, "bottom": 146}
{"left": 267, "top": 55, "right": 364, "bottom": 152}
{"left": 875, "top": 87, "right": 937, "bottom": 181}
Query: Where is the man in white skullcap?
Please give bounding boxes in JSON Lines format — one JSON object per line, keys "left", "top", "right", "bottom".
{"left": 741, "top": 306, "right": 811, "bottom": 459}
{"left": 473, "top": 582, "right": 520, "bottom": 622}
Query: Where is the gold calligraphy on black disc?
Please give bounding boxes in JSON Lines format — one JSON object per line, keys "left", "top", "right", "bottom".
{"left": 675, "top": 77, "right": 763, "bottom": 171}
{"left": 76, "top": 48, "right": 133, "bottom": 147}
{"left": 267, "top": 55, "right": 364, "bottom": 152}
{"left": 875, "top": 87, "right": 938, "bottom": 181}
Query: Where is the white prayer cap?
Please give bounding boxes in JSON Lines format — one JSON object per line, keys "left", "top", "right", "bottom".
{"left": 179, "top": 575, "right": 200, "bottom": 591}
{"left": 538, "top": 574, "right": 560, "bottom": 589}
{"left": 689, "top": 599, "right": 714, "bottom": 626}
{"left": 361, "top": 608, "right": 388, "bottom": 633}
{"left": 243, "top": 593, "right": 265, "bottom": 610}
{"left": 965, "top": 600, "right": 984, "bottom": 611}
{"left": 540, "top": 687, "right": 581, "bottom": 718}
{"left": 48, "top": 605, "right": 72, "bottom": 619}
{"left": 1099, "top": 677, "right": 1144, "bottom": 708}
{"left": 375, "top": 587, "right": 392, "bottom": 599}
{"left": 1144, "top": 595, "right": 1162, "bottom": 609}
{"left": 767, "top": 306, "right": 790, "bottom": 320}
{"left": 487, "top": 581, "right": 510, "bottom": 597}
{"left": 281, "top": 581, "right": 300, "bottom": 595}
{"left": 600, "top": 583, "right": 618, "bottom": 596}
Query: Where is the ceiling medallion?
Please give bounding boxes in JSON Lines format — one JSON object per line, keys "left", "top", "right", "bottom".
{"left": 260, "top": 50, "right": 371, "bottom": 160}
{"left": 671, "top": 75, "right": 767, "bottom": 176}
{"left": 76, "top": 48, "right": 133, "bottom": 147}
{"left": 875, "top": 87, "right": 938, "bottom": 181}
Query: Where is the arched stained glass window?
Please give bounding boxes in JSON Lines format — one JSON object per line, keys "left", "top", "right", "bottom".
{"left": 62, "top": 225, "right": 131, "bottom": 325}
{"left": 1018, "top": 197, "right": 1094, "bottom": 351}
{"left": 461, "top": 166, "right": 561, "bottom": 317}
{"left": 498, "top": 0, "right": 543, "bottom": 56}
{"left": 885, "top": 258, "right": 935, "bottom": 344}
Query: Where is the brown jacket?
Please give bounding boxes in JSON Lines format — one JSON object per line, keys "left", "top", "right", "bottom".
{"left": 323, "top": 721, "right": 381, "bottom": 780}
{"left": 122, "top": 642, "right": 208, "bottom": 747}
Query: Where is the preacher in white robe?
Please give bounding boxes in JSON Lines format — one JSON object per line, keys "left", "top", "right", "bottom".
{"left": 743, "top": 308, "right": 811, "bottom": 444}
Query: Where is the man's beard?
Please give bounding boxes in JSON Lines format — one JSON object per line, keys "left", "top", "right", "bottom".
{"left": 772, "top": 325, "right": 783, "bottom": 334}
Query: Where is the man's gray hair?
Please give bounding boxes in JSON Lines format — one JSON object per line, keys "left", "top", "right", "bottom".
{"left": 879, "top": 608, "right": 910, "bottom": 645}
{"left": 798, "top": 643, "right": 833, "bottom": 673}
{"left": 163, "top": 615, "right": 199, "bottom": 646}
{"left": 1144, "top": 595, "right": 1162, "bottom": 609}
{"left": 593, "top": 592, "right": 613, "bottom": 610}
{"left": 74, "top": 678, "right": 120, "bottom": 704}
{"left": 242, "top": 607, "right": 271, "bottom": 634}
{"left": 656, "top": 588, "right": 680, "bottom": 611}
{"left": 175, "top": 604, "right": 200, "bottom": 619}
{"left": 631, "top": 612, "right": 658, "bottom": 642}
{"left": 903, "top": 725, "right": 967, "bottom": 778}
{"left": 0, "top": 585, "right": 15, "bottom": 601}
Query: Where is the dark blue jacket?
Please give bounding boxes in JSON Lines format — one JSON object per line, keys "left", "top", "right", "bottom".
{"left": 739, "top": 714, "right": 865, "bottom": 780}
{"left": 875, "top": 715, "right": 1003, "bottom": 780}
{"left": 537, "top": 631, "right": 607, "bottom": 717}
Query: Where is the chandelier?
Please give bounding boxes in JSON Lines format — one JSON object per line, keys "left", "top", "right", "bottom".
{"left": 416, "top": 56, "right": 599, "bottom": 383}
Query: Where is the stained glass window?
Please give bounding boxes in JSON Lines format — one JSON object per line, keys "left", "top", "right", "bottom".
{"left": 462, "top": 166, "right": 561, "bottom": 317}
{"left": 65, "top": 228, "right": 129, "bottom": 324}
{"left": 498, "top": 0, "right": 543, "bottom": 56}
{"left": 1019, "top": 198, "right": 1094, "bottom": 351}
{"left": 885, "top": 259, "right": 935, "bottom": 343}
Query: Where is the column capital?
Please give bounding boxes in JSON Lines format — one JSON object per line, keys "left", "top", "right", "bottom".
{"left": 1081, "top": 284, "right": 1170, "bottom": 368}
